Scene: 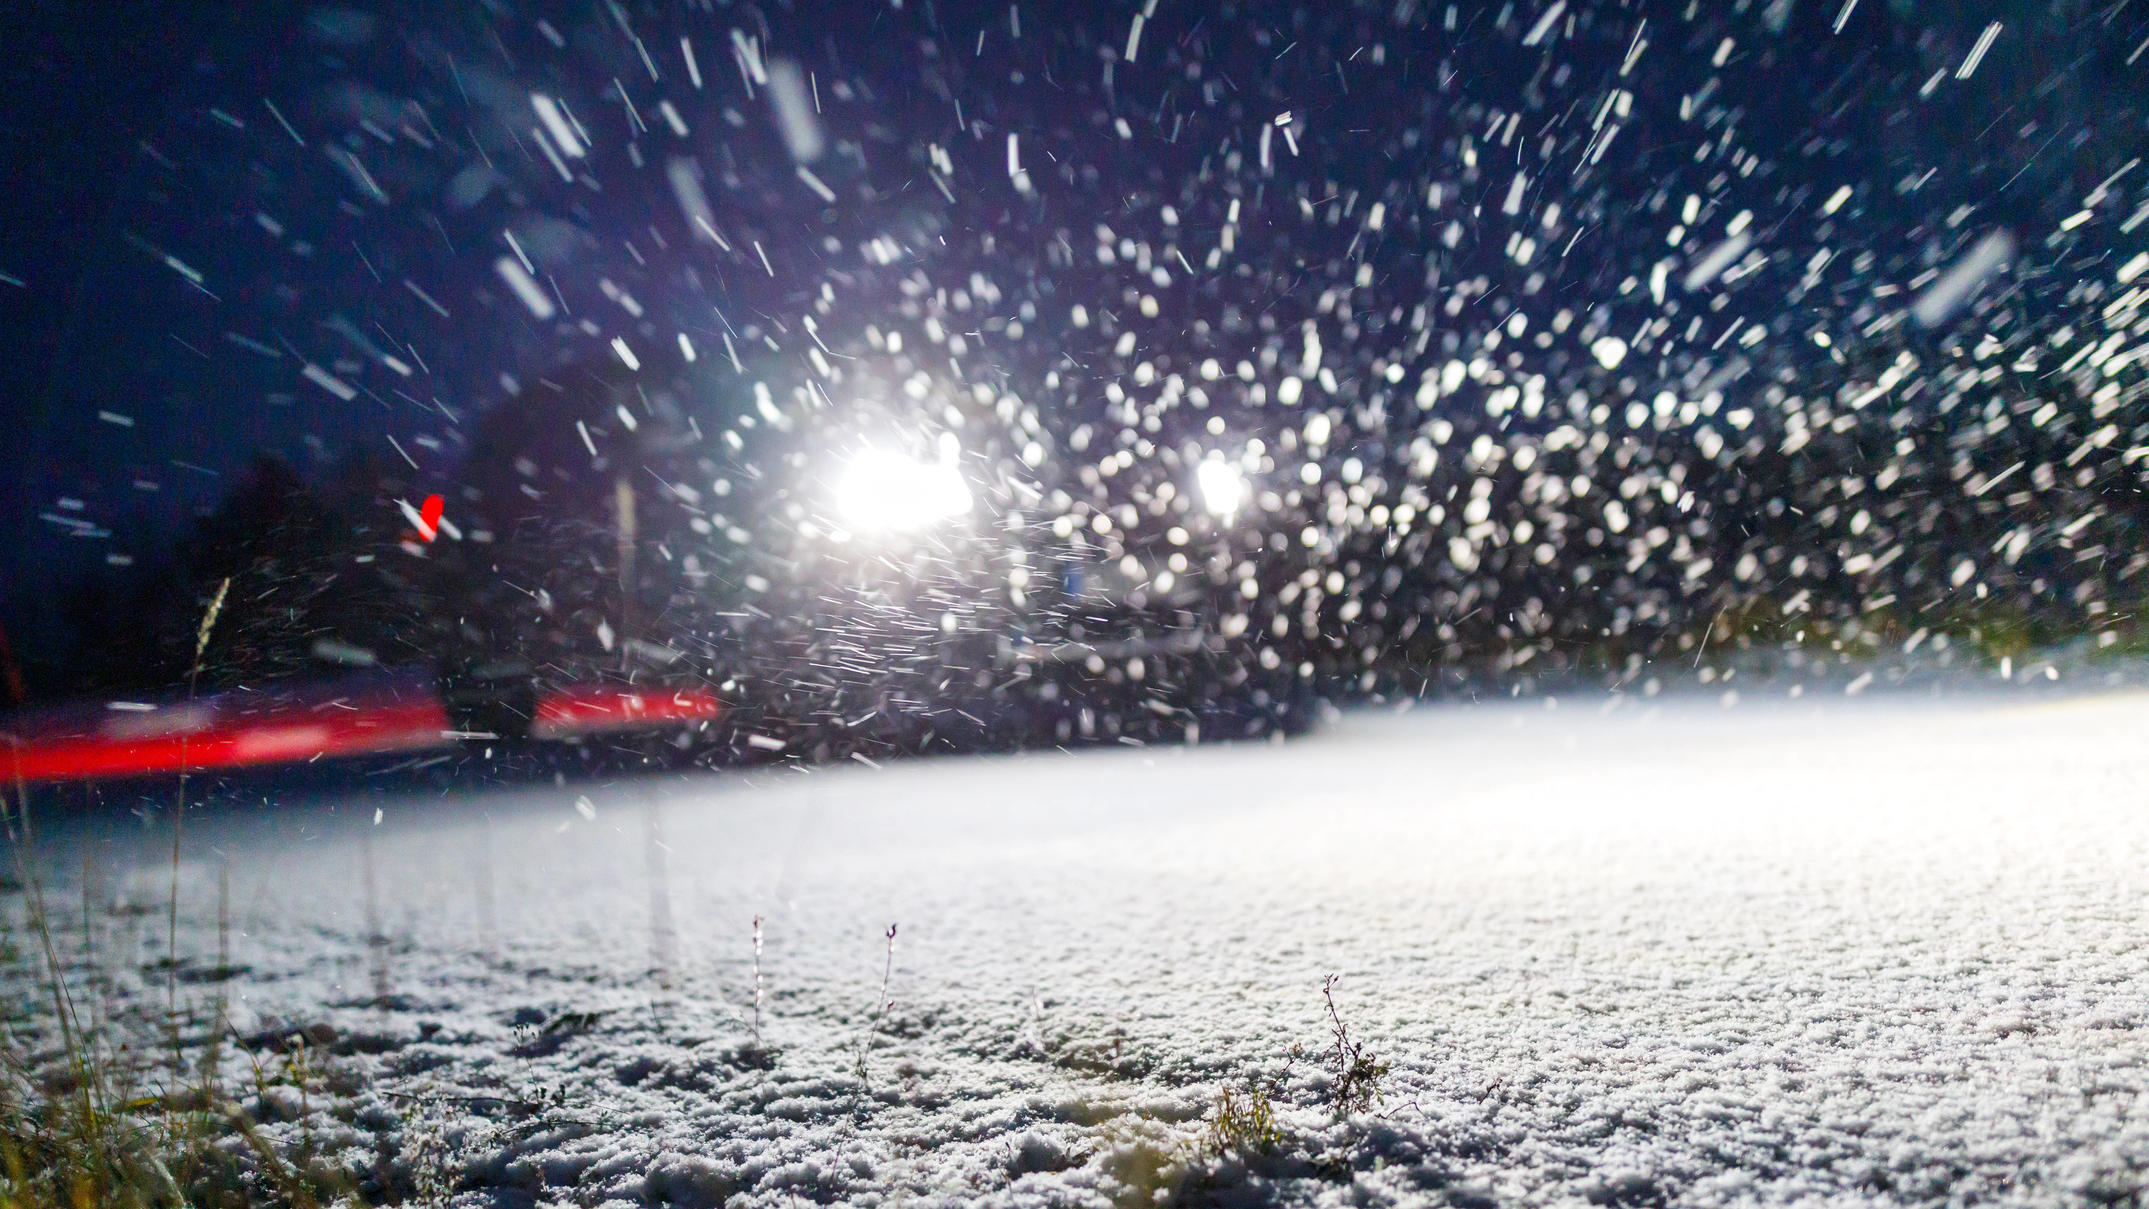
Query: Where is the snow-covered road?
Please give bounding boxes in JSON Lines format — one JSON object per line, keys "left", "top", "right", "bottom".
{"left": 33, "top": 686, "right": 2149, "bottom": 1206}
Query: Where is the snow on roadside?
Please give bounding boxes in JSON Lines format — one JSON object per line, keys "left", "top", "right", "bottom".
{"left": 12, "top": 683, "right": 2149, "bottom": 1206}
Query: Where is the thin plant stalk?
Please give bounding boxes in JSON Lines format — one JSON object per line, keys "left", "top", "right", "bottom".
{"left": 169, "top": 576, "right": 230, "bottom": 1024}
{"left": 0, "top": 745, "right": 110, "bottom": 1161}
{"left": 856, "top": 924, "right": 896, "bottom": 1084}
{"left": 751, "top": 915, "right": 765, "bottom": 1049}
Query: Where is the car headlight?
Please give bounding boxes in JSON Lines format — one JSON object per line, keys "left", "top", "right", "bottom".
{"left": 833, "top": 448, "right": 972, "bottom": 534}
{"left": 1195, "top": 457, "right": 1247, "bottom": 518}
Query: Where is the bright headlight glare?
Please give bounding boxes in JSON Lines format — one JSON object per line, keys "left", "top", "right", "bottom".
{"left": 833, "top": 449, "right": 972, "bottom": 534}
{"left": 1196, "top": 458, "right": 1247, "bottom": 517}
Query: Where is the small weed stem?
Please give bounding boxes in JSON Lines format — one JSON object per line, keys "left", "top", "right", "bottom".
{"left": 855, "top": 924, "right": 897, "bottom": 1085}
{"left": 1321, "top": 973, "right": 1390, "bottom": 1117}
{"left": 751, "top": 914, "right": 765, "bottom": 1048}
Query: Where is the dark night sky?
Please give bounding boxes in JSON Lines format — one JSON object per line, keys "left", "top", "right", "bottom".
{"left": 3, "top": 2, "right": 413, "bottom": 671}
{"left": 2, "top": 0, "right": 228, "bottom": 645}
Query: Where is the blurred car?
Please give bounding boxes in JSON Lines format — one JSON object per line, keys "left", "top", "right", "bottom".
{"left": 765, "top": 432, "right": 1316, "bottom": 750}
{"left": 408, "top": 333, "right": 1322, "bottom": 762}
{"left": 0, "top": 670, "right": 724, "bottom": 785}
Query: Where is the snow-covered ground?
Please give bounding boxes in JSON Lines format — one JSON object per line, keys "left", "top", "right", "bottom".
{"left": 21, "top": 681, "right": 2149, "bottom": 1206}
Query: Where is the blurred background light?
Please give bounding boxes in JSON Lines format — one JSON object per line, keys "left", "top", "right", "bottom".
{"left": 833, "top": 449, "right": 972, "bottom": 535}
{"left": 1197, "top": 458, "right": 1247, "bottom": 518}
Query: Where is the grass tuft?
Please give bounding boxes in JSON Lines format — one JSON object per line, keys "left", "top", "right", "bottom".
{"left": 0, "top": 753, "right": 345, "bottom": 1209}
{"left": 1203, "top": 1081, "right": 1281, "bottom": 1158}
